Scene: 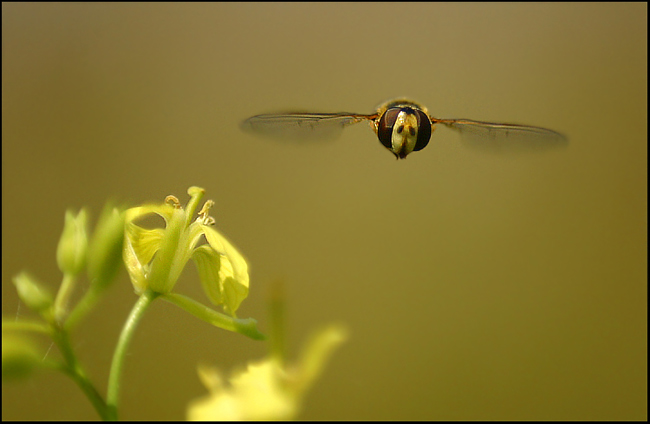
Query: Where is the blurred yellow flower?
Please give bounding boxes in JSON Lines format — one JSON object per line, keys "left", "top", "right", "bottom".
{"left": 187, "top": 324, "right": 347, "bottom": 421}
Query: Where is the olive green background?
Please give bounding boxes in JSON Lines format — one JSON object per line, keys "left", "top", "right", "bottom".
{"left": 2, "top": 3, "right": 646, "bottom": 420}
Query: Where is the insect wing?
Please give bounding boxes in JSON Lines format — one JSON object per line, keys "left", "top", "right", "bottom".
{"left": 241, "top": 113, "right": 369, "bottom": 141}
{"left": 437, "top": 118, "right": 568, "bottom": 152}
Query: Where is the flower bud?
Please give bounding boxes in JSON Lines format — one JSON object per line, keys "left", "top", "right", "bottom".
{"left": 12, "top": 272, "right": 53, "bottom": 313}
{"left": 87, "top": 205, "right": 125, "bottom": 293}
{"left": 56, "top": 209, "right": 88, "bottom": 276}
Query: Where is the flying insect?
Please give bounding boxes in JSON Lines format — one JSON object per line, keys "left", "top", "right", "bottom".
{"left": 242, "top": 98, "right": 567, "bottom": 159}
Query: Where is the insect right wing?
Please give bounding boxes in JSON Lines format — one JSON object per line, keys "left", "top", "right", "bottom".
{"left": 241, "top": 113, "right": 371, "bottom": 141}
{"left": 435, "top": 118, "right": 568, "bottom": 153}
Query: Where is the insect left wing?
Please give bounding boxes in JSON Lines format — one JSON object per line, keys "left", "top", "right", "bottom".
{"left": 241, "top": 113, "right": 371, "bottom": 141}
{"left": 435, "top": 118, "right": 568, "bottom": 152}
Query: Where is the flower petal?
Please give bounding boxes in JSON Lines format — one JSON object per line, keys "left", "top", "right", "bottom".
{"left": 192, "top": 244, "right": 249, "bottom": 316}
{"left": 220, "top": 255, "right": 249, "bottom": 316}
{"left": 123, "top": 203, "right": 177, "bottom": 293}
{"left": 201, "top": 225, "right": 249, "bottom": 291}
{"left": 123, "top": 224, "right": 165, "bottom": 293}
{"left": 125, "top": 203, "right": 175, "bottom": 225}
{"left": 125, "top": 224, "right": 164, "bottom": 267}
{"left": 200, "top": 226, "right": 249, "bottom": 314}
{"left": 188, "top": 359, "right": 295, "bottom": 421}
{"left": 293, "top": 324, "right": 348, "bottom": 394}
{"left": 123, "top": 231, "right": 148, "bottom": 294}
{"left": 192, "top": 245, "right": 224, "bottom": 307}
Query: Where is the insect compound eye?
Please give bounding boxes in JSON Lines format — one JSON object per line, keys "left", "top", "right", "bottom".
{"left": 377, "top": 108, "right": 401, "bottom": 150}
{"left": 412, "top": 109, "right": 432, "bottom": 152}
{"left": 377, "top": 107, "right": 433, "bottom": 157}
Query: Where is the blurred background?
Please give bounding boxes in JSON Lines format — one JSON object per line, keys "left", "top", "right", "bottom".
{"left": 2, "top": 3, "right": 646, "bottom": 420}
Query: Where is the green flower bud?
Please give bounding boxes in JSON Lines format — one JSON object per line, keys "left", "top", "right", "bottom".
{"left": 12, "top": 272, "right": 53, "bottom": 314}
{"left": 87, "top": 205, "right": 126, "bottom": 293}
{"left": 56, "top": 209, "right": 88, "bottom": 277}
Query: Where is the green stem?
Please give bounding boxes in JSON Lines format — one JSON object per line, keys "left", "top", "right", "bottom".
{"left": 52, "top": 328, "right": 110, "bottom": 420}
{"left": 54, "top": 273, "right": 76, "bottom": 322}
{"left": 268, "top": 281, "right": 286, "bottom": 366}
{"left": 65, "top": 289, "right": 101, "bottom": 331}
{"left": 160, "top": 292, "right": 265, "bottom": 340}
{"left": 106, "top": 290, "right": 158, "bottom": 421}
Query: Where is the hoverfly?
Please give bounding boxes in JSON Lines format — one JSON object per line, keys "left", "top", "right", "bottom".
{"left": 241, "top": 98, "right": 567, "bottom": 159}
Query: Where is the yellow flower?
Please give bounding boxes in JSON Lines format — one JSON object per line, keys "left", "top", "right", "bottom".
{"left": 187, "top": 324, "right": 347, "bottom": 421}
{"left": 123, "top": 187, "right": 249, "bottom": 316}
